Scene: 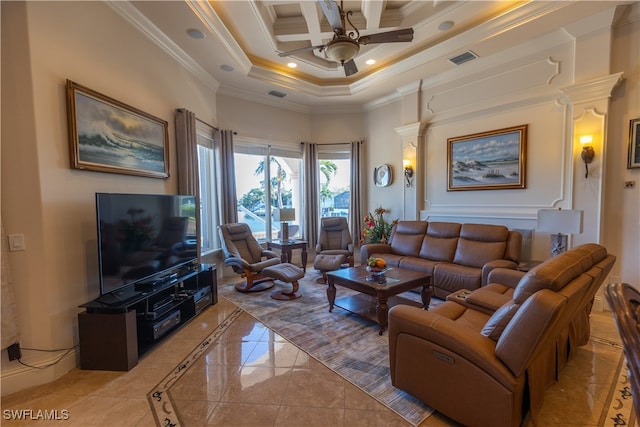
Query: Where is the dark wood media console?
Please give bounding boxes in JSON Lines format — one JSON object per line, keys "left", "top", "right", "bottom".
{"left": 78, "top": 264, "right": 217, "bottom": 371}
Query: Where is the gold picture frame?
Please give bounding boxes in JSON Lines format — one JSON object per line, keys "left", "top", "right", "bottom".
{"left": 66, "top": 80, "right": 169, "bottom": 179}
{"left": 447, "top": 124, "right": 527, "bottom": 191}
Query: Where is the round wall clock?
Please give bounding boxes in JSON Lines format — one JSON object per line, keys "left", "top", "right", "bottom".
{"left": 374, "top": 164, "right": 392, "bottom": 187}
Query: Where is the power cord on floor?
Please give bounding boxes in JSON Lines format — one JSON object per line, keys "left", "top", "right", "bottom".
{"left": 17, "top": 345, "right": 79, "bottom": 370}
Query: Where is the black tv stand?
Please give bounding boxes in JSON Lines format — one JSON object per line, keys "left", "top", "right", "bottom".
{"left": 78, "top": 264, "right": 217, "bottom": 371}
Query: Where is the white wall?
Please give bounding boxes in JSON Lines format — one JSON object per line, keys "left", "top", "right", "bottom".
{"left": 606, "top": 6, "right": 640, "bottom": 286}
{"left": 364, "top": 100, "right": 405, "bottom": 221}
{"left": 216, "top": 94, "right": 310, "bottom": 145}
{"left": 1, "top": 1, "right": 217, "bottom": 394}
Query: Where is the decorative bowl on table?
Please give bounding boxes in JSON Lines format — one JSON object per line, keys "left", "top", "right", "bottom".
{"left": 365, "top": 266, "right": 388, "bottom": 283}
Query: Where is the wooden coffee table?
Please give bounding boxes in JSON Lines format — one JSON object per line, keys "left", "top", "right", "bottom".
{"left": 326, "top": 266, "right": 433, "bottom": 335}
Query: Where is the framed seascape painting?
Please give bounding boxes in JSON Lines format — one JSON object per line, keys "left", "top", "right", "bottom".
{"left": 628, "top": 118, "right": 640, "bottom": 169}
{"left": 447, "top": 124, "right": 527, "bottom": 191}
{"left": 66, "top": 80, "right": 169, "bottom": 179}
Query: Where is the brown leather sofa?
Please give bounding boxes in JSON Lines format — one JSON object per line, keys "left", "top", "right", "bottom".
{"left": 388, "top": 243, "right": 616, "bottom": 427}
{"left": 360, "top": 221, "right": 522, "bottom": 298}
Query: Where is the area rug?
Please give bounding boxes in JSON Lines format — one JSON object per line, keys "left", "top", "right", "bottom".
{"left": 218, "top": 274, "right": 434, "bottom": 426}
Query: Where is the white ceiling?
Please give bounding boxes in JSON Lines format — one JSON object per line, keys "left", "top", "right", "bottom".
{"left": 111, "top": 1, "right": 630, "bottom": 112}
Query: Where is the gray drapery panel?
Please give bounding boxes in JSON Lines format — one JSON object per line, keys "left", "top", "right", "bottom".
{"left": 175, "top": 109, "right": 199, "bottom": 196}
{"left": 175, "top": 108, "right": 201, "bottom": 258}
{"left": 302, "top": 142, "right": 319, "bottom": 248}
{"left": 349, "top": 140, "right": 365, "bottom": 247}
{"left": 1, "top": 223, "right": 20, "bottom": 349}
{"left": 219, "top": 130, "right": 238, "bottom": 224}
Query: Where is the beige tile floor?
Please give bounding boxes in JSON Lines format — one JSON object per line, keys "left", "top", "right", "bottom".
{"left": 0, "top": 290, "right": 624, "bottom": 427}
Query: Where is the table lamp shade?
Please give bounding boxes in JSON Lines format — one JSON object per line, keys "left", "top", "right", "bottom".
{"left": 275, "top": 208, "right": 295, "bottom": 222}
{"left": 536, "top": 209, "right": 583, "bottom": 234}
{"left": 537, "top": 209, "right": 583, "bottom": 257}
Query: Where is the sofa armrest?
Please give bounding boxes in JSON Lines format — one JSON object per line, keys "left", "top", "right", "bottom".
{"left": 388, "top": 305, "right": 517, "bottom": 390}
{"left": 487, "top": 267, "right": 525, "bottom": 288}
{"left": 482, "top": 260, "right": 518, "bottom": 285}
{"left": 360, "top": 243, "right": 391, "bottom": 264}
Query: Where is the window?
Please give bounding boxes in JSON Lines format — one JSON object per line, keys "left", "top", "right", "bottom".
{"left": 318, "top": 145, "right": 351, "bottom": 221}
{"left": 234, "top": 144, "right": 302, "bottom": 242}
{"left": 196, "top": 120, "right": 220, "bottom": 254}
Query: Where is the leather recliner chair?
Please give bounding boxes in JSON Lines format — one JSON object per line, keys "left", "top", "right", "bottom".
{"left": 315, "top": 217, "right": 354, "bottom": 267}
{"left": 219, "top": 223, "right": 281, "bottom": 292}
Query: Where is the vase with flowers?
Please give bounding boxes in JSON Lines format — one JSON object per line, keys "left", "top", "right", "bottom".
{"left": 360, "top": 207, "right": 398, "bottom": 245}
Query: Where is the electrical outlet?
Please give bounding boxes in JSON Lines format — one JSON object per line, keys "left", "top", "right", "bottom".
{"left": 7, "top": 343, "right": 21, "bottom": 361}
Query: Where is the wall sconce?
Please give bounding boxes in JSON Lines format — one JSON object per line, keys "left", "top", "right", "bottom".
{"left": 403, "top": 160, "right": 414, "bottom": 188}
{"left": 580, "top": 135, "right": 595, "bottom": 178}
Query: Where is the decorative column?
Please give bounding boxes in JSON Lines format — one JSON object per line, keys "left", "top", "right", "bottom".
{"left": 395, "top": 122, "right": 425, "bottom": 220}
{"left": 560, "top": 72, "right": 624, "bottom": 246}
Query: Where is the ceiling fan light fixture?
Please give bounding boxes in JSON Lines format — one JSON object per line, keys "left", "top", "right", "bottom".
{"left": 325, "top": 38, "right": 360, "bottom": 63}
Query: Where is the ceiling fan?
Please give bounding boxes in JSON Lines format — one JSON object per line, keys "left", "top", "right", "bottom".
{"left": 278, "top": 0, "right": 414, "bottom": 76}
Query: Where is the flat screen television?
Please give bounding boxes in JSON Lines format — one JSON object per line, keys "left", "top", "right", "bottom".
{"left": 96, "top": 193, "right": 197, "bottom": 296}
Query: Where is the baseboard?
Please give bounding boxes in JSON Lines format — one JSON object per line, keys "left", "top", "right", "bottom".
{"left": 593, "top": 295, "right": 607, "bottom": 312}
{"left": 0, "top": 349, "right": 79, "bottom": 396}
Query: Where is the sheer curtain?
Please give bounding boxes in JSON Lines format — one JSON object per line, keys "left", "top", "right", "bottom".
{"left": 302, "top": 142, "right": 319, "bottom": 248}
{"left": 350, "top": 140, "right": 365, "bottom": 248}
{"left": 218, "top": 130, "right": 238, "bottom": 224}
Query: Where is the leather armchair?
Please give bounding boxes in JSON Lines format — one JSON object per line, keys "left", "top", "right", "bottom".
{"left": 315, "top": 217, "right": 354, "bottom": 267}
{"left": 219, "top": 223, "right": 281, "bottom": 292}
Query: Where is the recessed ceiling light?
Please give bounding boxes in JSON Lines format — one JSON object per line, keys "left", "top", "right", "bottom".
{"left": 438, "top": 21, "right": 454, "bottom": 31}
{"left": 187, "top": 28, "right": 205, "bottom": 39}
{"left": 287, "top": 62, "right": 297, "bottom": 68}
{"left": 220, "top": 64, "right": 234, "bottom": 72}
{"left": 365, "top": 59, "right": 376, "bottom": 65}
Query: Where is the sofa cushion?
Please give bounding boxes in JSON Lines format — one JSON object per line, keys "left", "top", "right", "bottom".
{"left": 434, "top": 263, "right": 483, "bottom": 295}
{"left": 418, "top": 222, "right": 461, "bottom": 262}
{"left": 453, "top": 239, "right": 507, "bottom": 268}
{"left": 481, "top": 301, "right": 520, "bottom": 340}
{"left": 452, "top": 224, "right": 509, "bottom": 268}
{"left": 389, "top": 221, "right": 427, "bottom": 257}
{"left": 398, "top": 257, "right": 440, "bottom": 275}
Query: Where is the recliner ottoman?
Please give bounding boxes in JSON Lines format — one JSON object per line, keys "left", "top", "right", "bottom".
{"left": 313, "top": 254, "right": 347, "bottom": 284}
{"left": 262, "top": 263, "right": 305, "bottom": 300}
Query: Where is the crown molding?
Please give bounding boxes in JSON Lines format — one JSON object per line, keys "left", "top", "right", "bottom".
{"left": 105, "top": 1, "right": 220, "bottom": 92}
{"left": 560, "top": 72, "right": 625, "bottom": 105}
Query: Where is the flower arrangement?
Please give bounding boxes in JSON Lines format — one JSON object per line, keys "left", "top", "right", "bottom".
{"left": 360, "top": 207, "right": 398, "bottom": 244}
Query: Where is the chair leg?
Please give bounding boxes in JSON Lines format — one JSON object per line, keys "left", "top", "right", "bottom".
{"left": 234, "top": 270, "right": 275, "bottom": 292}
{"left": 316, "top": 272, "right": 328, "bottom": 285}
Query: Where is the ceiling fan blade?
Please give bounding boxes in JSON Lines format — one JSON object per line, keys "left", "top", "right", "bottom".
{"left": 343, "top": 59, "right": 358, "bottom": 76}
{"left": 318, "top": 0, "right": 344, "bottom": 33}
{"left": 278, "top": 45, "right": 325, "bottom": 57}
{"left": 358, "top": 28, "right": 414, "bottom": 45}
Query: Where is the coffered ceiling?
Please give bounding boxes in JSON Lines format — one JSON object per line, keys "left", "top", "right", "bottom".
{"left": 111, "top": 1, "right": 630, "bottom": 111}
